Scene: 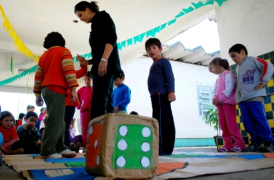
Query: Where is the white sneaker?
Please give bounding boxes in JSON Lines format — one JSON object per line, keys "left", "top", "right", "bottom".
{"left": 46, "top": 153, "right": 62, "bottom": 159}
{"left": 60, "top": 149, "right": 76, "bottom": 158}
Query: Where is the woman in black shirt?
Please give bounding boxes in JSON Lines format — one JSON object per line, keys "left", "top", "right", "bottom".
{"left": 75, "top": 1, "right": 121, "bottom": 119}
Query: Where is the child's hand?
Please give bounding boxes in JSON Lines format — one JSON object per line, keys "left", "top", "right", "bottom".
{"left": 114, "top": 106, "right": 119, "bottom": 113}
{"left": 213, "top": 98, "right": 219, "bottom": 105}
{"left": 70, "top": 89, "right": 77, "bottom": 103}
{"left": 36, "top": 96, "right": 44, "bottom": 106}
{"left": 168, "top": 92, "right": 176, "bottom": 102}
{"left": 1, "top": 145, "right": 12, "bottom": 154}
{"left": 36, "top": 140, "right": 42, "bottom": 147}
{"left": 24, "top": 122, "right": 32, "bottom": 129}
{"left": 254, "top": 83, "right": 265, "bottom": 90}
{"left": 23, "top": 124, "right": 29, "bottom": 130}
{"left": 0, "top": 150, "right": 4, "bottom": 157}
{"left": 76, "top": 54, "right": 87, "bottom": 66}
{"left": 76, "top": 54, "right": 86, "bottom": 63}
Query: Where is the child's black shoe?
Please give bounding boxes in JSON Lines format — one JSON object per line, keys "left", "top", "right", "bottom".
{"left": 264, "top": 142, "right": 274, "bottom": 152}
{"left": 244, "top": 142, "right": 263, "bottom": 152}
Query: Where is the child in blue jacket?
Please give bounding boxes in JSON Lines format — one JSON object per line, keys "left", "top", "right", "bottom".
{"left": 112, "top": 70, "right": 131, "bottom": 114}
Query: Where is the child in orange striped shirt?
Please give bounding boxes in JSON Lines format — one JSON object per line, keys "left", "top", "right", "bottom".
{"left": 34, "top": 32, "right": 79, "bottom": 159}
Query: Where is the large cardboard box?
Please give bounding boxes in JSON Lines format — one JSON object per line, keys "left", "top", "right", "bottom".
{"left": 85, "top": 113, "right": 159, "bottom": 179}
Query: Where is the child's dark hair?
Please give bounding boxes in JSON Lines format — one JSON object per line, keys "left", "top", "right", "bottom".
{"left": 228, "top": 44, "right": 248, "bottom": 55}
{"left": 18, "top": 113, "right": 25, "bottom": 120}
{"left": 27, "top": 105, "right": 35, "bottom": 111}
{"left": 43, "top": 32, "right": 65, "bottom": 49}
{"left": 74, "top": 1, "right": 99, "bottom": 13}
{"left": 86, "top": 71, "right": 92, "bottom": 79}
{"left": 209, "top": 57, "right": 230, "bottom": 71}
{"left": 40, "top": 107, "right": 45, "bottom": 113}
{"left": 130, "top": 111, "right": 139, "bottom": 115}
{"left": 145, "top": 38, "right": 162, "bottom": 50}
{"left": 43, "top": 114, "right": 48, "bottom": 125}
{"left": 25, "top": 111, "right": 38, "bottom": 119}
{"left": 118, "top": 70, "right": 125, "bottom": 79}
{"left": 0, "top": 111, "right": 15, "bottom": 125}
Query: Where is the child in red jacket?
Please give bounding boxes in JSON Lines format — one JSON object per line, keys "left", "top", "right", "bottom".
{"left": 34, "top": 32, "right": 79, "bottom": 159}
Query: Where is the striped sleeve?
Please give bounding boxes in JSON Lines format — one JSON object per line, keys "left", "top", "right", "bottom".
{"left": 3, "top": 138, "right": 19, "bottom": 147}
{"left": 255, "top": 57, "right": 274, "bottom": 84}
{"left": 33, "top": 65, "right": 44, "bottom": 97}
{"left": 61, "top": 50, "right": 79, "bottom": 89}
{"left": 3, "top": 126, "right": 19, "bottom": 147}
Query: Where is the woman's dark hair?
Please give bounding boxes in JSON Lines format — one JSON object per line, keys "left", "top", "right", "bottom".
{"left": 0, "top": 111, "right": 15, "bottom": 124}
{"left": 74, "top": 1, "right": 99, "bottom": 13}
{"left": 145, "top": 38, "right": 162, "bottom": 50}
{"left": 86, "top": 71, "right": 92, "bottom": 79}
{"left": 25, "top": 111, "right": 38, "bottom": 119}
{"left": 209, "top": 57, "right": 230, "bottom": 71}
{"left": 43, "top": 32, "right": 65, "bottom": 49}
{"left": 228, "top": 43, "right": 248, "bottom": 55}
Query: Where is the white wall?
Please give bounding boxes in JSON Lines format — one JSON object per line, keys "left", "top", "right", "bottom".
{"left": 0, "top": 92, "right": 41, "bottom": 119}
{"left": 122, "top": 57, "right": 217, "bottom": 138}
{"left": 216, "top": 0, "right": 274, "bottom": 63}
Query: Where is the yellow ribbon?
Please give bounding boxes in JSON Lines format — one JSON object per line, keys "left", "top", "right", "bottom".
{"left": 0, "top": 5, "right": 39, "bottom": 62}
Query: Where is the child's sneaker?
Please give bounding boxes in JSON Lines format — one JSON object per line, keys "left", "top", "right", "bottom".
{"left": 244, "top": 142, "right": 263, "bottom": 152}
{"left": 43, "top": 153, "right": 62, "bottom": 159}
{"left": 264, "top": 142, "right": 274, "bottom": 152}
{"left": 79, "top": 147, "right": 84, "bottom": 153}
{"left": 230, "top": 146, "right": 243, "bottom": 152}
{"left": 218, "top": 147, "right": 229, "bottom": 152}
{"left": 60, "top": 149, "right": 76, "bottom": 158}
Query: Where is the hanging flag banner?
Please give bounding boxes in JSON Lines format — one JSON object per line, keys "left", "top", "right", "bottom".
{"left": 0, "top": 0, "right": 229, "bottom": 86}
{"left": 26, "top": 82, "right": 28, "bottom": 94}
{"left": 10, "top": 55, "right": 14, "bottom": 75}
{"left": 0, "top": 5, "right": 40, "bottom": 62}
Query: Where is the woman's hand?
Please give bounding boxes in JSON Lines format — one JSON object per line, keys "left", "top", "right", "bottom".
{"left": 98, "top": 61, "right": 108, "bottom": 76}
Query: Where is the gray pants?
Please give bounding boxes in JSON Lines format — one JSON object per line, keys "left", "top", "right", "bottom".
{"left": 40, "top": 87, "right": 67, "bottom": 156}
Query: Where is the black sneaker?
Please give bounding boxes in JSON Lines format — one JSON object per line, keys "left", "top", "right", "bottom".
{"left": 264, "top": 142, "right": 274, "bottom": 152}
{"left": 244, "top": 142, "right": 263, "bottom": 152}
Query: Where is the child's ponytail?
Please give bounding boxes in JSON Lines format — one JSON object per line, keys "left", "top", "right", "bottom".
{"left": 209, "top": 57, "right": 230, "bottom": 71}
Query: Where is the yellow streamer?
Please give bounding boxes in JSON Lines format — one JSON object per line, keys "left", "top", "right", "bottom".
{"left": 0, "top": 5, "right": 39, "bottom": 62}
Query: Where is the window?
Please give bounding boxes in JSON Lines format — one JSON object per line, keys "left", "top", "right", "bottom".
{"left": 197, "top": 83, "right": 214, "bottom": 117}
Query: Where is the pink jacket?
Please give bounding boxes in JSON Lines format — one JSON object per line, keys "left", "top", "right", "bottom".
{"left": 213, "top": 70, "right": 237, "bottom": 105}
{"left": 76, "top": 86, "right": 93, "bottom": 113}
